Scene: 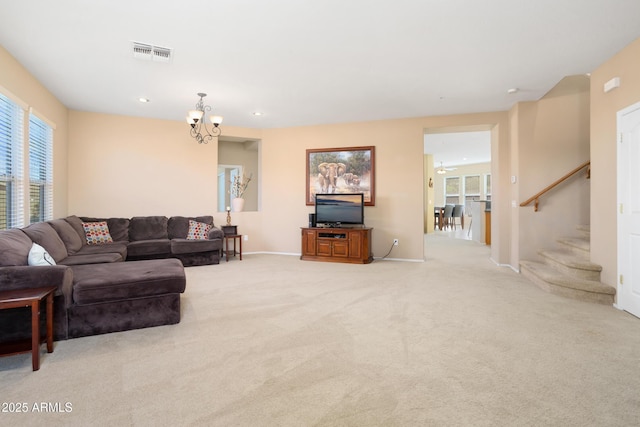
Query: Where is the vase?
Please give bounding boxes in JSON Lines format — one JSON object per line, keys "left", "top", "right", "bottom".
{"left": 231, "top": 197, "right": 245, "bottom": 212}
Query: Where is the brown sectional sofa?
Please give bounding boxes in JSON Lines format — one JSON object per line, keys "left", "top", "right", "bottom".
{"left": 0, "top": 215, "right": 223, "bottom": 343}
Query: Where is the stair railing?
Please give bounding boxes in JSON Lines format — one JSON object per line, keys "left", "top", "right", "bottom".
{"left": 520, "top": 161, "right": 590, "bottom": 212}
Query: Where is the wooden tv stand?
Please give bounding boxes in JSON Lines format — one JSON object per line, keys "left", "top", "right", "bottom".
{"left": 301, "top": 227, "right": 373, "bottom": 264}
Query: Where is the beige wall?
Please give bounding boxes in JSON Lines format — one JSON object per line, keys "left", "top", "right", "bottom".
{"left": 424, "top": 154, "right": 434, "bottom": 233}
{"left": 508, "top": 104, "right": 521, "bottom": 267}
{"left": 0, "top": 45, "right": 69, "bottom": 220}
{"left": 67, "top": 110, "right": 510, "bottom": 262}
{"left": 513, "top": 85, "right": 591, "bottom": 264}
{"left": 591, "top": 37, "right": 640, "bottom": 287}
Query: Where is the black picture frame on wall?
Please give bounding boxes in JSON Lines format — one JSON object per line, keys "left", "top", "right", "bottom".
{"left": 305, "top": 146, "right": 375, "bottom": 206}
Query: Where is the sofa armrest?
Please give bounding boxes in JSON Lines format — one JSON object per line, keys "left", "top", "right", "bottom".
{"left": 208, "top": 226, "right": 224, "bottom": 240}
{"left": 0, "top": 265, "right": 74, "bottom": 309}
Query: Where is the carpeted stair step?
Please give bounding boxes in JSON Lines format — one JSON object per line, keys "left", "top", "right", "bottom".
{"left": 576, "top": 224, "right": 590, "bottom": 239}
{"left": 520, "top": 260, "right": 615, "bottom": 305}
{"left": 557, "top": 236, "right": 590, "bottom": 258}
{"left": 539, "top": 249, "right": 602, "bottom": 281}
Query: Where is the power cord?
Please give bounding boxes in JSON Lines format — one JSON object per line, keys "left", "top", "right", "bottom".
{"left": 379, "top": 240, "right": 396, "bottom": 260}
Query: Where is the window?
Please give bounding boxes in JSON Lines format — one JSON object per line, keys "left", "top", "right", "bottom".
{"left": 464, "top": 175, "right": 480, "bottom": 215}
{"left": 28, "top": 114, "right": 53, "bottom": 223}
{"left": 445, "top": 176, "right": 459, "bottom": 205}
{"left": 0, "top": 93, "right": 24, "bottom": 229}
{"left": 485, "top": 174, "right": 491, "bottom": 201}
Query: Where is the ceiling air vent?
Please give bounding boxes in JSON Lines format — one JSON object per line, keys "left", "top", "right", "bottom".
{"left": 132, "top": 42, "right": 172, "bottom": 63}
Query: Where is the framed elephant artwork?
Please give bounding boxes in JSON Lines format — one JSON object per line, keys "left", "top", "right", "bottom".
{"left": 306, "top": 146, "right": 375, "bottom": 206}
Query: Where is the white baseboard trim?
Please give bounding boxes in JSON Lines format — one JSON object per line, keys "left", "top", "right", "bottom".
{"left": 375, "top": 257, "right": 424, "bottom": 263}
{"left": 243, "top": 251, "right": 299, "bottom": 257}
{"left": 490, "top": 257, "right": 520, "bottom": 273}
{"left": 241, "top": 252, "right": 423, "bottom": 263}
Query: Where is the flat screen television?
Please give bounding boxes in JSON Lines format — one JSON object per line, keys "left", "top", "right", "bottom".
{"left": 314, "top": 193, "right": 364, "bottom": 227}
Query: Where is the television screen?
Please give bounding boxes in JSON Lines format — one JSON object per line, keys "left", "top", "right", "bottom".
{"left": 315, "top": 193, "right": 364, "bottom": 226}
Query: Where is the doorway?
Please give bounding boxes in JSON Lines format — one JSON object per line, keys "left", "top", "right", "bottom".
{"left": 617, "top": 100, "right": 640, "bottom": 318}
{"left": 424, "top": 128, "right": 492, "bottom": 242}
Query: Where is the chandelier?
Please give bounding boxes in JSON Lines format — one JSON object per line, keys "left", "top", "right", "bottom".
{"left": 185, "top": 93, "right": 223, "bottom": 144}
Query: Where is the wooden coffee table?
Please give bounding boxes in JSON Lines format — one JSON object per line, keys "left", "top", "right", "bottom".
{"left": 0, "top": 286, "right": 56, "bottom": 371}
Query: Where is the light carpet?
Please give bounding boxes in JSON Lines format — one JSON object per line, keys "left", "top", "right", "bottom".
{"left": 1, "top": 234, "right": 639, "bottom": 426}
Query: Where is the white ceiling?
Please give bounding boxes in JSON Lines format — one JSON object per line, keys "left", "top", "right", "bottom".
{"left": 1, "top": 1, "right": 639, "bottom": 130}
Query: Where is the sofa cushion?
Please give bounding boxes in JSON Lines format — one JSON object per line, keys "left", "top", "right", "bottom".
{"left": 129, "top": 216, "right": 168, "bottom": 241}
{"left": 82, "top": 221, "right": 114, "bottom": 245}
{"left": 28, "top": 243, "right": 57, "bottom": 266}
{"left": 65, "top": 215, "right": 88, "bottom": 246}
{"left": 127, "top": 239, "right": 171, "bottom": 258}
{"left": 74, "top": 242, "right": 128, "bottom": 259}
{"left": 168, "top": 215, "right": 213, "bottom": 239}
{"left": 59, "top": 252, "right": 123, "bottom": 265}
{"left": 22, "top": 222, "right": 69, "bottom": 263}
{"left": 71, "top": 259, "right": 186, "bottom": 305}
{"left": 49, "top": 218, "right": 84, "bottom": 254}
{"left": 171, "top": 238, "right": 220, "bottom": 255}
{"left": 107, "top": 218, "right": 130, "bottom": 242}
{"left": 0, "top": 229, "right": 33, "bottom": 266}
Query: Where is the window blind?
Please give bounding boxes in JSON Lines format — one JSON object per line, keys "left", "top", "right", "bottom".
{"left": 0, "top": 92, "right": 25, "bottom": 229}
{"left": 28, "top": 113, "right": 53, "bottom": 223}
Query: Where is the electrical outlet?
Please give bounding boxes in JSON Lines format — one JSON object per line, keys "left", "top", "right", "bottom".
{"left": 243, "top": 235, "right": 249, "bottom": 241}
{"left": 393, "top": 238, "right": 399, "bottom": 246}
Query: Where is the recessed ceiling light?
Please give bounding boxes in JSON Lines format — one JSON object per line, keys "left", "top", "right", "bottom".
{"left": 253, "top": 112, "right": 263, "bottom": 116}
{"left": 138, "top": 97, "right": 150, "bottom": 103}
{"left": 507, "top": 88, "right": 518, "bottom": 94}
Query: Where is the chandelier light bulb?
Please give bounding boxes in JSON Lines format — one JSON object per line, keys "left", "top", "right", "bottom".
{"left": 188, "top": 109, "right": 203, "bottom": 121}
{"left": 210, "top": 115, "right": 223, "bottom": 126}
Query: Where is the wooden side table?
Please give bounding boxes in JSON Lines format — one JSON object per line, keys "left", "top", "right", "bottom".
{"left": 221, "top": 225, "right": 237, "bottom": 236}
{"left": 0, "top": 286, "right": 56, "bottom": 371}
{"left": 223, "top": 234, "right": 242, "bottom": 262}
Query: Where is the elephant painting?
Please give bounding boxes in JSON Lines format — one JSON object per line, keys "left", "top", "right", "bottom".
{"left": 317, "top": 162, "right": 346, "bottom": 193}
{"left": 306, "top": 146, "right": 375, "bottom": 206}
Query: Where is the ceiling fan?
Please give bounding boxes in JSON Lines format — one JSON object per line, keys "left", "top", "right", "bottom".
{"left": 436, "top": 161, "right": 456, "bottom": 175}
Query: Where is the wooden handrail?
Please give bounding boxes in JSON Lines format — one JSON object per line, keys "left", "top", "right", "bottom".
{"left": 520, "top": 161, "right": 590, "bottom": 211}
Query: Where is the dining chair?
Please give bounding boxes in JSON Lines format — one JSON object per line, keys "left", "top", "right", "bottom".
{"left": 443, "top": 204, "right": 454, "bottom": 229}
{"left": 452, "top": 204, "right": 464, "bottom": 229}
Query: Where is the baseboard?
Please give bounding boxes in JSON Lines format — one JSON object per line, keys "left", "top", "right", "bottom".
{"left": 243, "top": 251, "right": 299, "bottom": 257}
{"left": 490, "top": 257, "right": 520, "bottom": 273}
{"left": 374, "top": 257, "right": 424, "bottom": 263}
{"left": 242, "top": 251, "right": 424, "bottom": 263}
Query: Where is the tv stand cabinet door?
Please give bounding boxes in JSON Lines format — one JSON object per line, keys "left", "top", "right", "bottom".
{"left": 317, "top": 240, "right": 332, "bottom": 256}
{"left": 301, "top": 229, "right": 317, "bottom": 256}
{"left": 331, "top": 240, "right": 349, "bottom": 257}
{"left": 348, "top": 230, "right": 362, "bottom": 259}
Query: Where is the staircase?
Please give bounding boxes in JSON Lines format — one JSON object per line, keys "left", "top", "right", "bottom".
{"left": 520, "top": 225, "right": 616, "bottom": 305}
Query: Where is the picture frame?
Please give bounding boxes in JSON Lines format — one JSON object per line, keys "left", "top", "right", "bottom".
{"left": 306, "top": 146, "right": 375, "bottom": 206}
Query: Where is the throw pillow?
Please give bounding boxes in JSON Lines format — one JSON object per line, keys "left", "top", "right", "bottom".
{"left": 187, "top": 220, "right": 211, "bottom": 240}
{"left": 28, "top": 243, "right": 57, "bottom": 266}
{"left": 82, "top": 221, "right": 114, "bottom": 245}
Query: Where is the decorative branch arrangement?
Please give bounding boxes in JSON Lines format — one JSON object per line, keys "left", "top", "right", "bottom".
{"left": 230, "top": 173, "right": 253, "bottom": 198}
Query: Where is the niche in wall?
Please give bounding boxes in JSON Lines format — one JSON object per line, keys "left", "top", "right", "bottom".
{"left": 217, "top": 137, "right": 260, "bottom": 212}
